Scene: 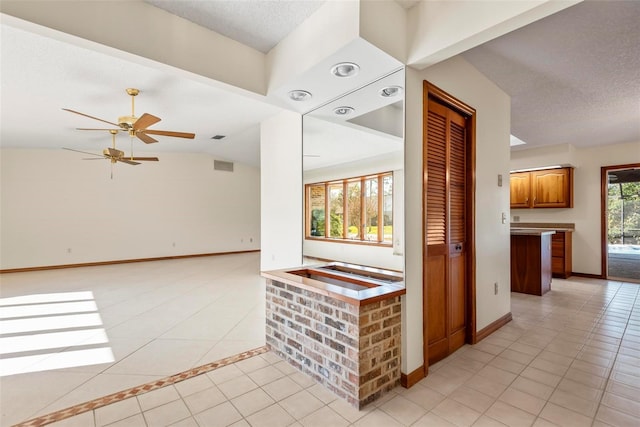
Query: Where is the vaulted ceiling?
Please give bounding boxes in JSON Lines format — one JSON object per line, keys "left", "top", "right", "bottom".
{"left": 1, "top": 1, "right": 638, "bottom": 167}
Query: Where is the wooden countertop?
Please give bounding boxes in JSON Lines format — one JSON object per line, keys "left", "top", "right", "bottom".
{"left": 511, "top": 229, "right": 556, "bottom": 236}
{"left": 511, "top": 222, "right": 575, "bottom": 232}
{"left": 262, "top": 268, "right": 406, "bottom": 306}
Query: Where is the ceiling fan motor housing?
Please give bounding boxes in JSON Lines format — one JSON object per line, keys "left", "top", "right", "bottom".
{"left": 118, "top": 115, "right": 136, "bottom": 129}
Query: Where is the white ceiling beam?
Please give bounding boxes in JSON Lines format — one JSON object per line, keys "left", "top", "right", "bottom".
{"left": 0, "top": 0, "right": 267, "bottom": 96}
{"left": 359, "top": 0, "right": 408, "bottom": 64}
{"left": 406, "top": 0, "right": 582, "bottom": 69}
{"left": 265, "top": 0, "right": 360, "bottom": 93}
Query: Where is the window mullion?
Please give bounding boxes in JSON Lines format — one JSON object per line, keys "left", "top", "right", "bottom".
{"left": 378, "top": 175, "right": 384, "bottom": 242}
{"left": 342, "top": 180, "right": 348, "bottom": 239}
{"left": 305, "top": 184, "right": 309, "bottom": 238}
{"left": 324, "top": 182, "right": 329, "bottom": 238}
{"left": 359, "top": 177, "right": 364, "bottom": 241}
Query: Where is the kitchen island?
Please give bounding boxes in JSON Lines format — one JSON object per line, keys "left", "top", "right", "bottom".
{"left": 511, "top": 223, "right": 574, "bottom": 278}
{"left": 511, "top": 229, "right": 555, "bottom": 295}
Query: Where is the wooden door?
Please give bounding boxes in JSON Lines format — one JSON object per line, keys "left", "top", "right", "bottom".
{"left": 424, "top": 99, "right": 468, "bottom": 365}
{"left": 510, "top": 172, "right": 531, "bottom": 208}
{"left": 531, "top": 168, "right": 572, "bottom": 208}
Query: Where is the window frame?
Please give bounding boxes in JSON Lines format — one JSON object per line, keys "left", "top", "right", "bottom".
{"left": 305, "top": 172, "right": 393, "bottom": 247}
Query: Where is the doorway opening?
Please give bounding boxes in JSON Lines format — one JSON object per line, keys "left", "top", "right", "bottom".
{"left": 601, "top": 164, "right": 640, "bottom": 283}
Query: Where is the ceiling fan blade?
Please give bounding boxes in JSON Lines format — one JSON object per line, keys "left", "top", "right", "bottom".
{"left": 135, "top": 132, "right": 158, "bottom": 144}
{"left": 129, "top": 157, "right": 159, "bottom": 161}
{"left": 63, "top": 147, "right": 104, "bottom": 158}
{"left": 118, "top": 159, "right": 141, "bottom": 166}
{"left": 133, "top": 113, "right": 161, "bottom": 130}
{"left": 143, "top": 129, "right": 195, "bottom": 139}
{"left": 62, "top": 109, "right": 120, "bottom": 127}
{"left": 82, "top": 158, "right": 106, "bottom": 160}
{"left": 76, "top": 128, "right": 123, "bottom": 132}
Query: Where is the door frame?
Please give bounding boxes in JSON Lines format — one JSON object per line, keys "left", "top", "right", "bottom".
{"left": 601, "top": 163, "right": 640, "bottom": 279}
{"left": 422, "top": 81, "right": 477, "bottom": 374}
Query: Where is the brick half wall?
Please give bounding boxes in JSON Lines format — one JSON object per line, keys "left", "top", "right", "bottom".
{"left": 265, "top": 278, "right": 401, "bottom": 408}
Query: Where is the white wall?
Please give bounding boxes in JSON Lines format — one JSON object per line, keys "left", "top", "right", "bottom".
{"left": 404, "top": 56, "right": 512, "bottom": 374}
{"left": 260, "top": 111, "right": 303, "bottom": 271}
{"left": 0, "top": 149, "right": 261, "bottom": 270}
{"left": 511, "top": 140, "right": 640, "bottom": 275}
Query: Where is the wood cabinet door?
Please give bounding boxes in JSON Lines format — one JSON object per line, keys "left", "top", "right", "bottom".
{"left": 425, "top": 99, "right": 467, "bottom": 365}
{"left": 531, "top": 168, "right": 572, "bottom": 208}
{"left": 510, "top": 172, "right": 531, "bottom": 208}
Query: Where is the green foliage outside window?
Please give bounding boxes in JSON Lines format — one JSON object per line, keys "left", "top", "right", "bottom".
{"left": 608, "top": 181, "right": 640, "bottom": 245}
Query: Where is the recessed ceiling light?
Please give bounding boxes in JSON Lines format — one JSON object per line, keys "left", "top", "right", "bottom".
{"left": 333, "top": 106, "right": 354, "bottom": 116}
{"left": 330, "top": 62, "right": 359, "bottom": 78}
{"left": 380, "top": 86, "right": 403, "bottom": 97}
{"left": 288, "top": 90, "right": 312, "bottom": 101}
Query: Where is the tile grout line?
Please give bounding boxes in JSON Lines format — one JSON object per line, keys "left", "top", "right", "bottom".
{"left": 534, "top": 280, "right": 624, "bottom": 427}
{"left": 12, "top": 346, "right": 269, "bottom": 427}
{"left": 592, "top": 282, "right": 640, "bottom": 425}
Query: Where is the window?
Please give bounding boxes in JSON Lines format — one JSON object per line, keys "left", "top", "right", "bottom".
{"left": 328, "top": 183, "right": 344, "bottom": 238}
{"left": 305, "top": 172, "right": 393, "bottom": 245}
{"left": 308, "top": 184, "right": 326, "bottom": 237}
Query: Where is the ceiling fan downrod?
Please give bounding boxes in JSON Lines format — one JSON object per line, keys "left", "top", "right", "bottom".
{"left": 118, "top": 88, "right": 140, "bottom": 131}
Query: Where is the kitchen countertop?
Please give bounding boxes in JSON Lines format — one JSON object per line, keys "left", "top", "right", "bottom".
{"left": 510, "top": 229, "right": 557, "bottom": 236}
{"left": 511, "top": 222, "right": 574, "bottom": 232}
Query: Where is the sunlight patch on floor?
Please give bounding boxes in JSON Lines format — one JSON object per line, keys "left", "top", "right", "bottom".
{"left": 0, "top": 291, "right": 114, "bottom": 376}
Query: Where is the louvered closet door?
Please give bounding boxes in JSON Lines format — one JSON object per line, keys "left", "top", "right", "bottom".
{"left": 425, "top": 99, "right": 467, "bottom": 365}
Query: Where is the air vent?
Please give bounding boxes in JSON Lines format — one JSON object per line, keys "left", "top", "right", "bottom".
{"left": 214, "top": 160, "right": 234, "bottom": 172}
{"left": 211, "top": 135, "right": 226, "bottom": 140}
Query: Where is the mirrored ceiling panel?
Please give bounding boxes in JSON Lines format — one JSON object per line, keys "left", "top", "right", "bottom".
{"left": 304, "top": 69, "right": 404, "bottom": 172}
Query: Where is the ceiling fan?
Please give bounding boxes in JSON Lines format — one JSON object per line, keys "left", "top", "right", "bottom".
{"left": 63, "top": 88, "right": 196, "bottom": 144}
{"left": 64, "top": 130, "right": 159, "bottom": 177}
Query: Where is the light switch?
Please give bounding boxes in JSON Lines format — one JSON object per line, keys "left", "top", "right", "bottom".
{"left": 498, "top": 174, "right": 503, "bottom": 187}
{"left": 501, "top": 212, "right": 507, "bottom": 224}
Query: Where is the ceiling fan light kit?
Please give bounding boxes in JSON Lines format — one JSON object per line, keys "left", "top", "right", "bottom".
{"left": 62, "top": 115, "right": 160, "bottom": 177}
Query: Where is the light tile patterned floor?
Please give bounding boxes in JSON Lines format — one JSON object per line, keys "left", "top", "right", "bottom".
{"left": 0, "top": 253, "right": 266, "bottom": 426}
{"left": 3, "top": 254, "right": 640, "bottom": 426}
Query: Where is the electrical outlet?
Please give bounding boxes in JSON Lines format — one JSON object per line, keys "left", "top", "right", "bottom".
{"left": 513, "top": 215, "right": 520, "bottom": 222}
{"left": 494, "top": 282, "right": 499, "bottom": 295}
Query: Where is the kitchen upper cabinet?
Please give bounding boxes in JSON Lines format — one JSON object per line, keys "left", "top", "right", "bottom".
{"left": 510, "top": 172, "right": 531, "bottom": 208}
{"left": 510, "top": 167, "right": 573, "bottom": 209}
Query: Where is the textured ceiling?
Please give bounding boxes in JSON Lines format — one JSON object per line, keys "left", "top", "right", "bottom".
{"left": 145, "top": 0, "right": 325, "bottom": 53}
{"left": 462, "top": 0, "right": 640, "bottom": 150}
